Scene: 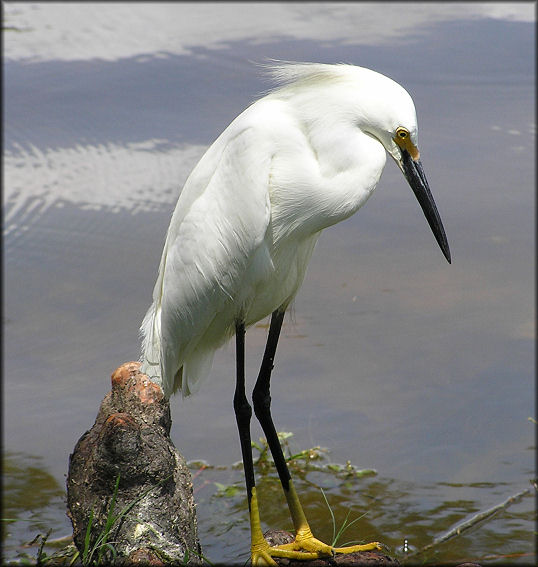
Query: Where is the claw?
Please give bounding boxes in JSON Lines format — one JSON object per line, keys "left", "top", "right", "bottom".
{"left": 333, "top": 541, "right": 383, "bottom": 554}
{"left": 252, "top": 543, "right": 323, "bottom": 565}
{"left": 251, "top": 547, "right": 278, "bottom": 567}
{"left": 252, "top": 531, "right": 320, "bottom": 565}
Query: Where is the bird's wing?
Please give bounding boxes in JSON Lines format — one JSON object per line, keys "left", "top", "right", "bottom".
{"left": 147, "top": 125, "right": 273, "bottom": 397}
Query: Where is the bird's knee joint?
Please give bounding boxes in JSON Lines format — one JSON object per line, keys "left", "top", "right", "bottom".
{"left": 234, "top": 397, "right": 252, "bottom": 424}
{"left": 252, "top": 391, "right": 271, "bottom": 415}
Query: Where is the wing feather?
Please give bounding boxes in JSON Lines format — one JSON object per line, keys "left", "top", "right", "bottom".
{"left": 141, "top": 123, "right": 273, "bottom": 397}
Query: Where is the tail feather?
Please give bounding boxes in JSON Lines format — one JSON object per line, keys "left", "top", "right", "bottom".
{"left": 140, "top": 301, "right": 219, "bottom": 399}
{"left": 139, "top": 302, "right": 163, "bottom": 387}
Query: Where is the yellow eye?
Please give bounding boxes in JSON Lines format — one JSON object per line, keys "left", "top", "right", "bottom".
{"left": 394, "top": 127, "right": 420, "bottom": 160}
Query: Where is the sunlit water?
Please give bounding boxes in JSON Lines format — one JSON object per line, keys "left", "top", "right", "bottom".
{"left": 3, "top": 4, "right": 535, "bottom": 565}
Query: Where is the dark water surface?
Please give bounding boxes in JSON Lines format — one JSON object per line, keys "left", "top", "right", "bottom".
{"left": 3, "top": 5, "right": 535, "bottom": 564}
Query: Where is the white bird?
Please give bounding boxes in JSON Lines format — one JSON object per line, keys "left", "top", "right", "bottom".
{"left": 140, "top": 61, "right": 451, "bottom": 565}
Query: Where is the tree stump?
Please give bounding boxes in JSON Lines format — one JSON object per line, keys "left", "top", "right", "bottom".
{"left": 67, "top": 362, "right": 201, "bottom": 565}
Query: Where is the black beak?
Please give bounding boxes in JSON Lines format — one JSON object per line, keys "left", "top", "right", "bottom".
{"left": 401, "top": 149, "right": 451, "bottom": 264}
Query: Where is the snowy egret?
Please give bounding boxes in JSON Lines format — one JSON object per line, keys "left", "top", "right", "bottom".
{"left": 140, "top": 62, "right": 451, "bottom": 564}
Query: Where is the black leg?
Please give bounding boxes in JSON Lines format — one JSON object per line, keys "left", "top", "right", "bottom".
{"left": 234, "top": 320, "right": 255, "bottom": 509}
{"left": 239, "top": 311, "right": 383, "bottom": 562}
{"left": 252, "top": 309, "right": 292, "bottom": 491}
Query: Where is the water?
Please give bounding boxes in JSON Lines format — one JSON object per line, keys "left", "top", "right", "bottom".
{"left": 3, "top": 4, "right": 535, "bottom": 565}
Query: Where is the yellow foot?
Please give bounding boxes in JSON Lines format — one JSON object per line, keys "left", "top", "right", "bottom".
{"left": 251, "top": 537, "right": 319, "bottom": 566}
{"left": 252, "top": 527, "right": 382, "bottom": 565}
{"left": 249, "top": 484, "right": 382, "bottom": 565}
{"left": 278, "top": 526, "right": 382, "bottom": 556}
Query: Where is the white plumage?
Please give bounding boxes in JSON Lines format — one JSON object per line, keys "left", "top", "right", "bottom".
{"left": 140, "top": 62, "right": 445, "bottom": 398}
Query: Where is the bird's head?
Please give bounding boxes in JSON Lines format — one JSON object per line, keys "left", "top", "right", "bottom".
{"left": 356, "top": 69, "right": 451, "bottom": 264}
{"left": 265, "top": 62, "right": 451, "bottom": 264}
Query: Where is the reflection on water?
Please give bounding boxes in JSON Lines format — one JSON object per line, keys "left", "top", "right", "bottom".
{"left": 2, "top": 452, "right": 68, "bottom": 562}
{"left": 4, "top": 141, "right": 206, "bottom": 226}
{"left": 3, "top": 3, "right": 533, "bottom": 63}
{"left": 3, "top": 452, "right": 64, "bottom": 520}
{"left": 3, "top": 3, "right": 535, "bottom": 565}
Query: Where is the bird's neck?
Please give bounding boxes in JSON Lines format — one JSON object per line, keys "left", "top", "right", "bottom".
{"left": 269, "top": 127, "right": 386, "bottom": 245}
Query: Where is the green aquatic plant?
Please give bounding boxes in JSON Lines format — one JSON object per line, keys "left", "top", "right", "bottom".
{"left": 320, "top": 487, "right": 368, "bottom": 548}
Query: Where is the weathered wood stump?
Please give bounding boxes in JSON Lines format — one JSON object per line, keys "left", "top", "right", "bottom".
{"left": 67, "top": 362, "right": 201, "bottom": 565}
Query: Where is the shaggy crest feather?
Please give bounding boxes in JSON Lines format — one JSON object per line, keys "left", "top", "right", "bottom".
{"left": 262, "top": 60, "right": 352, "bottom": 86}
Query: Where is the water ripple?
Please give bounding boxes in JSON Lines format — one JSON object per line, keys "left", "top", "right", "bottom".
{"left": 4, "top": 139, "right": 206, "bottom": 235}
